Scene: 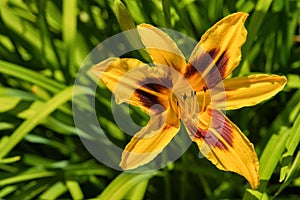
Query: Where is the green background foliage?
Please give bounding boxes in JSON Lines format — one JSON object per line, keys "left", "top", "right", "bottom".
{"left": 0, "top": 0, "right": 299, "bottom": 199}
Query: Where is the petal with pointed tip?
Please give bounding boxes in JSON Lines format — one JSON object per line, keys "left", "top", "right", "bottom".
{"left": 120, "top": 110, "right": 180, "bottom": 170}
{"left": 137, "top": 24, "right": 186, "bottom": 73}
{"left": 184, "top": 108, "right": 260, "bottom": 189}
{"left": 213, "top": 74, "right": 287, "bottom": 110}
{"left": 92, "top": 57, "right": 172, "bottom": 114}
{"left": 187, "top": 12, "right": 248, "bottom": 90}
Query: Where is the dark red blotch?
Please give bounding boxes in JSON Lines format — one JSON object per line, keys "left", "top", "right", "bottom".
{"left": 188, "top": 110, "right": 233, "bottom": 150}
{"left": 185, "top": 48, "right": 229, "bottom": 88}
{"left": 135, "top": 77, "right": 172, "bottom": 113}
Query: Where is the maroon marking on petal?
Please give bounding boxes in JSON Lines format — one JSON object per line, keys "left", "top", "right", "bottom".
{"left": 210, "top": 109, "right": 233, "bottom": 149}
{"left": 208, "top": 48, "right": 219, "bottom": 60}
{"left": 184, "top": 63, "right": 198, "bottom": 79}
{"left": 135, "top": 84, "right": 166, "bottom": 113}
{"left": 186, "top": 49, "right": 218, "bottom": 79}
{"left": 215, "top": 51, "right": 229, "bottom": 79}
{"left": 194, "top": 128, "right": 224, "bottom": 149}
{"left": 142, "top": 75, "right": 173, "bottom": 90}
{"left": 193, "top": 128, "right": 228, "bottom": 150}
{"left": 135, "top": 77, "right": 172, "bottom": 113}
{"left": 188, "top": 48, "right": 229, "bottom": 88}
{"left": 187, "top": 110, "right": 233, "bottom": 150}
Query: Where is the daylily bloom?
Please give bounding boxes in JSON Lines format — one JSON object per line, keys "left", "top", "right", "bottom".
{"left": 93, "top": 12, "right": 287, "bottom": 189}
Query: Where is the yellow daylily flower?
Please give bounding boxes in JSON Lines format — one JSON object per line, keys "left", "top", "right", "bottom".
{"left": 93, "top": 12, "right": 287, "bottom": 189}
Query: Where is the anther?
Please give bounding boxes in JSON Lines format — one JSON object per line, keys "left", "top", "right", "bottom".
{"left": 201, "top": 87, "right": 207, "bottom": 112}
{"left": 183, "top": 93, "right": 187, "bottom": 101}
{"left": 190, "top": 90, "right": 197, "bottom": 113}
{"left": 181, "top": 90, "right": 200, "bottom": 117}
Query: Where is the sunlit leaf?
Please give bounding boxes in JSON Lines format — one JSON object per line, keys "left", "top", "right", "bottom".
{"left": 279, "top": 113, "right": 300, "bottom": 181}
{"left": 66, "top": 180, "right": 84, "bottom": 200}
{"left": 97, "top": 172, "right": 157, "bottom": 200}
{"left": 0, "top": 86, "right": 76, "bottom": 159}
{"left": 39, "top": 182, "right": 67, "bottom": 200}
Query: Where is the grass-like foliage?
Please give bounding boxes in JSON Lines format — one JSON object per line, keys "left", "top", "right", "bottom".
{"left": 0, "top": 0, "right": 299, "bottom": 199}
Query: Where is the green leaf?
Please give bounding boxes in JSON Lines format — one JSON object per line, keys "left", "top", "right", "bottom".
{"left": 9, "top": 179, "right": 51, "bottom": 200}
{"left": 286, "top": 74, "right": 300, "bottom": 89}
{"left": 0, "top": 87, "right": 37, "bottom": 101}
{"left": 237, "top": 0, "right": 255, "bottom": 13}
{"left": 0, "top": 156, "right": 21, "bottom": 164}
{"left": 270, "top": 90, "right": 300, "bottom": 133}
{"left": 0, "top": 122, "right": 14, "bottom": 131}
{"left": 0, "top": 96, "right": 20, "bottom": 112}
{"left": 0, "top": 86, "right": 76, "bottom": 159}
{"left": 45, "top": 1, "right": 62, "bottom": 32}
{"left": 23, "top": 154, "right": 56, "bottom": 166}
{"left": 97, "top": 172, "right": 157, "bottom": 200}
{"left": 24, "top": 134, "right": 73, "bottom": 155}
{"left": 16, "top": 100, "right": 77, "bottom": 136}
{"left": 0, "top": 170, "right": 55, "bottom": 187}
{"left": 0, "top": 2, "right": 40, "bottom": 53}
{"left": 63, "top": 0, "right": 78, "bottom": 81}
{"left": 66, "top": 180, "right": 84, "bottom": 200}
{"left": 279, "top": 113, "right": 300, "bottom": 181}
{"left": 39, "top": 182, "right": 67, "bottom": 200}
{"left": 0, "top": 60, "right": 65, "bottom": 93}
{"left": 114, "top": 0, "right": 135, "bottom": 30}
{"left": 99, "top": 117, "right": 125, "bottom": 141}
{"left": 207, "top": 0, "right": 223, "bottom": 21}
{"left": 125, "top": 179, "right": 150, "bottom": 200}
{"left": 37, "top": 0, "right": 62, "bottom": 72}
{"left": 123, "top": 0, "right": 147, "bottom": 23}
{"left": 17, "top": 101, "right": 44, "bottom": 118}
{"left": 162, "top": 0, "right": 171, "bottom": 27}
{"left": 113, "top": 0, "right": 152, "bottom": 63}
{"left": 258, "top": 127, "right": 290, "bottom": 192}
{"left": 238, "top": 0, "right": 275, "bottom": 75}
{"left": 0, "top": 186, "right": 18, "bottom": 198}
{"left": 243, "top": 189, "right": 268, "bottom": 200}
{"left": 275, "top": 151, "right": 300, "bottom": 197}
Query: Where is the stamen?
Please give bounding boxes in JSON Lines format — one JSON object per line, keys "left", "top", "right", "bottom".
{"left": 201, "top": 87, "right": 207, "bottom": 112}
{"left": 191, "top": 90, "right": 194, "bottom": 113}
{"left": 183, "top": 93, "right": 187, "bottom": 101}
{"left": 181, "top": 90, "right": 199, "bottom": 119}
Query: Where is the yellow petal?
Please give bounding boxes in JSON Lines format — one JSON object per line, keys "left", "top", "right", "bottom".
{"left": 92, "top": 57, "right": 171, "bottom": 114}
{"left": 188, "top": 12, "right": 248, "bottom": 85}
{"left": 120, "top": 109, "right": 180, "bottom": 170}
{"left": 184, "top": 109, "right": 259, "bottom": 189}
{"left": 92, "top": 57, "right": 144, "bottom": 92}
{"left": 137, "top": 24, "right": 186, "bottom": 73}
{"left": 214, "top": 74, "right": 287, "bottom": 110}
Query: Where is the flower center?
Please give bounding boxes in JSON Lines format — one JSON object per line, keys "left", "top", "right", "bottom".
{"left": 179, "top": 90, "right": 199, "bottom": 119}
{"left": 175, "top": 87, "right": 209, "bottom": 120}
